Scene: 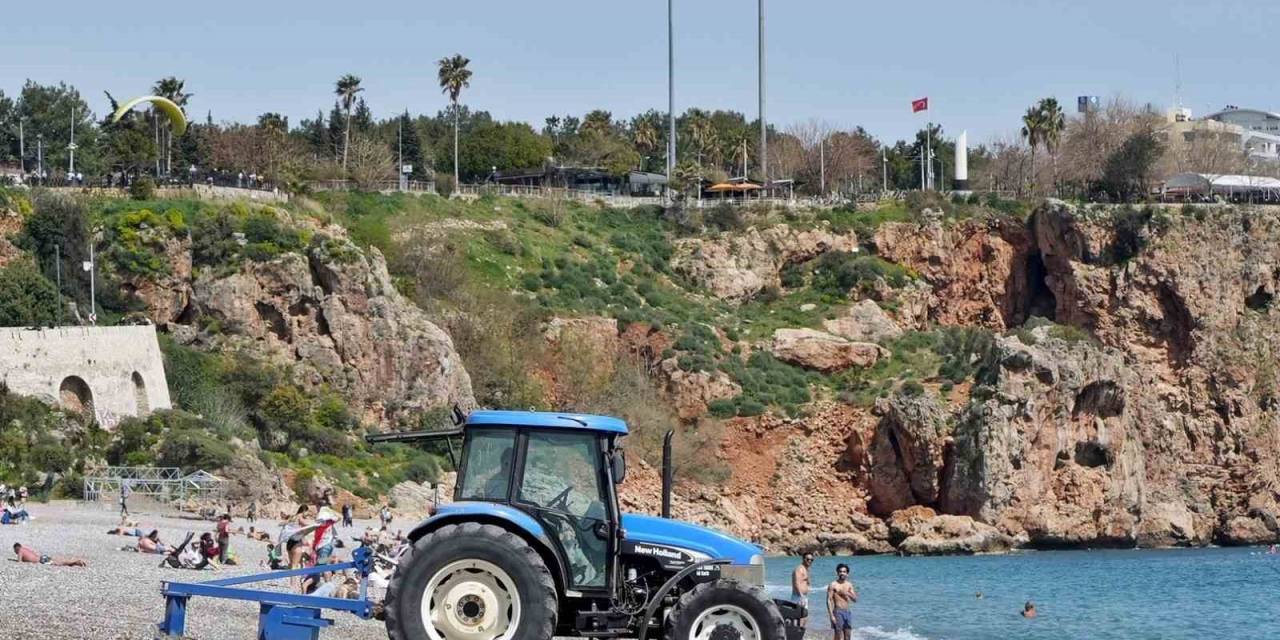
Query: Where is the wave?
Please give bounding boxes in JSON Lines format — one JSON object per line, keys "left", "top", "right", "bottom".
{"left": 853, "top": 626, "right": 932, "bottom": 640}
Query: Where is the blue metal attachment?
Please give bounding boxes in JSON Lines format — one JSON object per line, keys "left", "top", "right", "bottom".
{"left": 158, "top": 546, "right": 377, "bottom": 640}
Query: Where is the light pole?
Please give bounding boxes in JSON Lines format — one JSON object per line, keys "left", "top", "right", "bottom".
{"left": 758, "top": 0, "right": 767, "bottom": 191}
{"left": 882, "top": 148, "right": 888, "bottom": 193}
{"left": 667, "top": 0, "right": 676, "bottom": 201}
{"left": 68, "top": 106, "right": 77, "bottom": 178}
{"left": 17, "top": 118, "right": 24, "bottom": 175}
{"left": 36, "top": 134, "right": 43, "bottom": 183}
{"left": 819, "top": 135, "right": 826, "bottom": 196}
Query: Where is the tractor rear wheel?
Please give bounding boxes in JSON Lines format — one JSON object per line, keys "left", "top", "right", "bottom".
{"left": 666, "top": 579, "right": 786, "bottom": 640}
{"left": 385, "top": 523, "right": 557, "bottom": 640}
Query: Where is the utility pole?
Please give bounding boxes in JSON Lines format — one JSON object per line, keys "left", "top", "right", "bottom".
{"left": 55, "top": 245, "right": 62, "bottom": 326}
{"left": 37, "top": 134, "right": 43, "bottom": 183}
{"left": 758, "top": 0, "right": 767, "bottom": 190}
{"left": 819, "top": 136, "right": 825, "bottom": 195}
{"left": 18, "top": 118, "right": 24, "bottom": 175}
{"left": 926, "top": 122, "right": 932, "bottom": 190}
{"left": 398, "top": 113, "right": 405, "bottom": 191}
{"left": 68, "top": 106, "right": 77, "bottom": 177}
{"left": 882, "top": 148, "right": 888, "bottom": 193}
{"left": 667, "top": 0, "right": 676, "bottom": 200}
{"left": 154, "top": 114, "right": 161, "bottom": 178}
{"left": 88, "top": 237, "right": 97, "bottom": 325}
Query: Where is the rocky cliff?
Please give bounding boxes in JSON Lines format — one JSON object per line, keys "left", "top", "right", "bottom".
{"left": 621, "top": 201, "right": 1280, "bottom": 552}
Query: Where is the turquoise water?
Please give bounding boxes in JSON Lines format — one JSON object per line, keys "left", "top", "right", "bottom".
{"left": 764, "top": 547, "right": 1280, "bottom": 639}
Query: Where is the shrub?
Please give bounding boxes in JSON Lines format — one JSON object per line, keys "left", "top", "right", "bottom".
{"left": 435, "top": 175, "right": 456, "bottom": 199}
{"left": 707, "top": 399, "right": 738, "bottom": 418}
{"left": 404, "top": 456, "right": 441, "bottom": 484}
{"left": 130, "top": 176, "right": 156, "bottom": 200}
{"left": 0, "top": 261, "right": 60, "bottom": 327}
{"left": 811, "top": 252, "right": 910, "bottom": 296}
{"left": 706, "top": 203, "right": 746, "bottom": 231}
{"left": 484, "top": 229, "right": 524, "bottom": 256}
{"left": 900, "top": 380, "right": 926, "bottom": 397}
{"left": 157, "top": 427, "right": 236, "bottom": 471}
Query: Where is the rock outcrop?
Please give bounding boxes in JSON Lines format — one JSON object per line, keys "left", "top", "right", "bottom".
{"left": 671, "top": 224, "right": 857, "bottom": 302}
{"left": 823, "top": 300, "right": 903, "bottom": 344}
{"left": 771, "top": 328, "right": 887, "bottom": 372}
{"left": 888, "top": 506, "right": 1018, "bottom": 555}
{"left": 189, "top": 238, "right": 474, "bottom": 423}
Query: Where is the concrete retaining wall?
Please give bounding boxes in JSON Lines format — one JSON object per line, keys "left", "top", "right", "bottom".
{"left": 0, "top": 325, "right": 172, "bottom": 429}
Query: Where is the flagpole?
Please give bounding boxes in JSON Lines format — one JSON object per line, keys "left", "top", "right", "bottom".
{"left": 926, "top": 121, "right": 932, "bottom": 191}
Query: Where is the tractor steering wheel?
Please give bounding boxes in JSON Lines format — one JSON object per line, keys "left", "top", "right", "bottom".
{"left": 547, "top": 485, "right": 574, "bottom": 512}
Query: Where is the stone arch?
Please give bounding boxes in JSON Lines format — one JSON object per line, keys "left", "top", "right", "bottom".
{"left": 59, "top": 376, "right": 95, "bottom": 416}
{"left": 131, "top": 371, "right": 149, "bottom": 415}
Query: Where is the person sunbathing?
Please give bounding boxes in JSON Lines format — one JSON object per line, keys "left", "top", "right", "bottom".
{"left": 107, "top": 526, "right": 145, "bottom": 537}
{"left": 13, "top": 543, "right": 87, "bottom": 567}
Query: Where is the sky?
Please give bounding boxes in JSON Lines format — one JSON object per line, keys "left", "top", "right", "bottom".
{"left": 2, "top": 0, "right": 1274, "bottom": 145}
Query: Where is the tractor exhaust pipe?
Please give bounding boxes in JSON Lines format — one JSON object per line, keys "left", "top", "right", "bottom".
{"left": 662, "top": 430, "right": 674, "bottom": 518}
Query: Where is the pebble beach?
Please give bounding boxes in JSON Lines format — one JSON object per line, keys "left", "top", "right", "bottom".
{"left": 0, "top": 500, "right": 388, "bottom": 640}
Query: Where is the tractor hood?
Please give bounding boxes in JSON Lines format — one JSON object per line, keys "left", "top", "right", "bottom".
{"left": 621, "top": 513, "right": 761, "bottom": 565}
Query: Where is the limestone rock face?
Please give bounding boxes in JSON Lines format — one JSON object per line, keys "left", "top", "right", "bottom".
{"left": 865, "top": 395, "right": 952, "bottom": 516}
{"left": 123, "top": 236, "right": 193, "bottom": 327}
{"left": 771, "top": 328, "right": 888, "bottom": 372}
{"left": 873, "top": 217, "right": 1036, "bottom": 330}
{"left": 894, "top": 512, "right": 1018, "bottom": 556}
{"left": 671, "top": 224, "right": 857, "bottom": 302}
{"left": 190, "top": 238, "right": 475, "bottom": 423}
{"left": 823, "top": 300, "right": 903, "bottom": 344}
{"left": 659, "top": 357, "right": 742, "bottom": 420}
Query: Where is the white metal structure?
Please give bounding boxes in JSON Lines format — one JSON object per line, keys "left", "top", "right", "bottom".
{"left": 1162, "top": 172, "right": 1280, "bottom": 202}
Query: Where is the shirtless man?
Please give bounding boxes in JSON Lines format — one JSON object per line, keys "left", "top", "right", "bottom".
{"left": 791, "top": 553, "right": 815, "bottom": 625}
{"left": 13, "top": 543, "right": 87, "bottom": 567}
{"left": 826, "top": 563, "right": 858, "bottom": 640}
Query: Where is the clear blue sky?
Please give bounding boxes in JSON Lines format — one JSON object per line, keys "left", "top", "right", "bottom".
{"left": 3, "top": 0, "right": 1273, "bottom": 145}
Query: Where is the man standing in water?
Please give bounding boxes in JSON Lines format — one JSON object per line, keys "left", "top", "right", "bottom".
{"left": 826, "top": 563, "right": 858, "bottom": 640}
{"left": 791, "top": 552, "right": 815, "bottom": 625}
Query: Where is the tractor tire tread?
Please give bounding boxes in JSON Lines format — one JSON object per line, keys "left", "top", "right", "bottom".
{"left": 384, "top": 523, "right": 557, "bottom": 640}
{"left": 665, "top": 578, "right": 786, "bottom": 640}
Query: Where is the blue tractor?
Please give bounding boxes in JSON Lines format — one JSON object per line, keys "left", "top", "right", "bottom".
{"left": 366, "top": 409, "right": 803, "bottom": 640}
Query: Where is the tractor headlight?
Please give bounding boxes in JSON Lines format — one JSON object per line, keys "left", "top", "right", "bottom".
{"left": 749, "top": 554, "right": 765, "bottom": 566}
{"left": 722, "top": 556, "right": 766, "bottom": 587}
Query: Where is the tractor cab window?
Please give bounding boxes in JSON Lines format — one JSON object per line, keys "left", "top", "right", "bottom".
{"left": 519, "top": 430, "right": 608, "bottom": 588}
{"left": 458, "top": 430, "right": 516, "bottom": 502}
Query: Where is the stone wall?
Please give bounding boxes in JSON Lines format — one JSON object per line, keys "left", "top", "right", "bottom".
{"left": 0, "top": 326, "right": 172, "bottom": 428}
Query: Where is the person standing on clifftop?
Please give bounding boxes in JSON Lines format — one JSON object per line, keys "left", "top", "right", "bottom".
{"left": 791, "top": 552, "right": 815, "bottom": 626}
{"left": 826, "top": 563, "right": 858, "bottom": 640}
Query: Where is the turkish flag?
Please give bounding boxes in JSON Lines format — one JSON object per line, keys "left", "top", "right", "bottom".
{"left": 912, "top": 98, "right": 929, "bottom": 113}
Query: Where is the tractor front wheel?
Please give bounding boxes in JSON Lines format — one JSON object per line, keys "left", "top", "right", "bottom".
{"left": 384, "top": 523, "right": 557, "bottom": 640}
{"left": 666, "top": 579, "right": 787, "bottom": 640}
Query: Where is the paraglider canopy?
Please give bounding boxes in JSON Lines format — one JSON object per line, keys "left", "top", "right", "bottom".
{"left": 111, "top": 95, "right": 188, "bottom": 137}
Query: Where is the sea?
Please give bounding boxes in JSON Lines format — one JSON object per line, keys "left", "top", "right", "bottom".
{"left": 764, "top": 547, "right": 1280, "bottom": 640}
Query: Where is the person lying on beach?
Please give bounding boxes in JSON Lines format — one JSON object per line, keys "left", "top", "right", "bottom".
{"left": 245, "top": 526, "right": 271, "bottom": 542}
{"left": 0, "top": 508, "right": 30, "bottom": 525}
{"left": 138, "top": 530, "right": 168, "bottom": 554}
{"left": 1021, "top": 601, "right": 1038, "bottom": 618}
{"left": 13, "top": 543, "right": 87, "bottom": 567}
{"left": 107, "top": 526, "right": 145, "bottom": 537}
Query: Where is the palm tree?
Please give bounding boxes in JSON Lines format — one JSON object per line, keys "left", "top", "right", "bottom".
{"left": 1037, "top": 97, "right": 1067, "bottom": 196}
{"left": 631, "top": 120, "right": 658, "bottom": 171}
{"left": 334, "top": 74, "right": 364, "bottom": 171}
{"left": 1021, "top": 106, "right": 1047, "bottom": 196}
{"left": 152, "top": 77, "right": 192, "bottom": 175}
{"left": 437, "top": 55, "right": 472, "bottom": 189}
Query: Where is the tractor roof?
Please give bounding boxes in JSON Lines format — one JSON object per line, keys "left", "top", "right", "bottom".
{"left": 465, "top": 410, "right": 629, "bottom": 435}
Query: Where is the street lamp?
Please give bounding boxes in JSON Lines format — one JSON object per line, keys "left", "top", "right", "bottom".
{"left": 36, "top": 134, "right": 44, "bottom": 183}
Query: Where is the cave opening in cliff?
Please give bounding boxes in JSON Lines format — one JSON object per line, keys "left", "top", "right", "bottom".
{"left": 1023, "top": 252, "right": 1057, "bottom": 322}
{"left": 1245, "top": 286, "right": 1273, "bottom": 311}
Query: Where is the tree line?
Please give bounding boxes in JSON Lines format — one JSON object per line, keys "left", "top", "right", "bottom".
{"left": 1, "top": 68, "right": 1269, "bottom": 200}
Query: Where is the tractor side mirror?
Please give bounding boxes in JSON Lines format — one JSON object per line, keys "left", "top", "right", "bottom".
{"left": 612, "top": 450, "right": 627, "bottom": 485}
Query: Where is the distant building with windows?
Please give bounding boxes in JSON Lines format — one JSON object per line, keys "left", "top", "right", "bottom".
{"left": 1201, "top": 107, "right": 1280, "bottom": 162}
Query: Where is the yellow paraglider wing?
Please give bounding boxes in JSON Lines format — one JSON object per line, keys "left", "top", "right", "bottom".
{"left": 110, "top": 95, "right": 188, "bottom": 137}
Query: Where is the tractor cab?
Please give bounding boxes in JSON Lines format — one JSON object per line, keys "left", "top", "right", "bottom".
{"left": 452, "top": 411, "right": 626, "bottom": 593}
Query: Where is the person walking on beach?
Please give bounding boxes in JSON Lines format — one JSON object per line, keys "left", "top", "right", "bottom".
{"left": 342, "top": 503, "right": 353, "bottom": 529}
{"left": 792, "top": 552, "right": 815, "bottom": 625}
{"left": 247, "top": 501, "right": 257, "bottom": 524}
{"left": 119, "top": 481, "right": 132, "bottom": 518}
{"left": 826, "top": 563, "right": 858, "bottom": 640}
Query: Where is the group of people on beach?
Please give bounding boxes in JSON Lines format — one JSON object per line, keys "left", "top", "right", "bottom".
{"left": 791, "top": 553, "right": 1040, "bottom": 638}
{"left": 0, "top": 484, "right": 31, "bottom": 525}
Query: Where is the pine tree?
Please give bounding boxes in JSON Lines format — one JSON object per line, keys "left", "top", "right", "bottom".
{"left": 352, "top": 98, "right": 373, "bottom": 133}
{"left": 327, "top": 102, "right": 345, "bottom": 160}
{"left": 398, "top": 111, "right": 427, "bottom": 180}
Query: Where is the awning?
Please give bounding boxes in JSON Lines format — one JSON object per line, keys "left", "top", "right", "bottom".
{"left": 707, "top": 181, "right": 762, "bottom": 192}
